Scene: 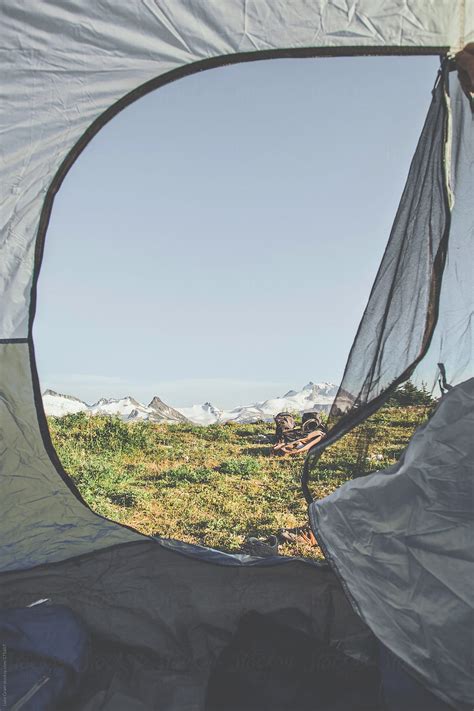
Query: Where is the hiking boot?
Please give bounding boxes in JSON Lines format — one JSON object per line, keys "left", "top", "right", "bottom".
{"left": 278, "top": 525, "right": 317, "bottom": 546}
{"left": 241, "top": 535, "right": 279, "bottom": 557}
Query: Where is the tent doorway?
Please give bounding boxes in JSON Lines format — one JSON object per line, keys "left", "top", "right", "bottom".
{"left": 34, "top": 55, "right": 439, "bottom": 557}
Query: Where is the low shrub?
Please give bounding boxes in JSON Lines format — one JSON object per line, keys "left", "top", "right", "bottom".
{"left": 219, "top": 457, "right": 261, "bottom": 477}
{"left": 48, "top": 413, "right": 157, "bottom": 454}
{"left": 157, "top": 465, "right": 213, "bottom": 487}
{"left": 202, "top": 424, "right": 233, "bottom": 442}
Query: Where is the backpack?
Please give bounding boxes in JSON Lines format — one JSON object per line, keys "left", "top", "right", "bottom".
{"left": 274, "top": 413, "right": 297, "bottom": 443}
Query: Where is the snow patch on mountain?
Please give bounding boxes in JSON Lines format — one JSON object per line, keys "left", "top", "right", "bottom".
{"left": 89, "top": 396, "right": 144, "bottom": 418}
{"left": 42, "top": 390, "right": 89, "bottom": 417}
{"left": 177, "top": 402, "right": 222, "bottom": 426}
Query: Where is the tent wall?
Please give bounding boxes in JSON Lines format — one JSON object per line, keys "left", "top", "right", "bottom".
{"left": 0, "top": 342, "right": 142, "bottom": 573}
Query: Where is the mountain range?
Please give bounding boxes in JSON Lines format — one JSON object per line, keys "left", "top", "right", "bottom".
{"left": 42, "top": 381, "right": 341, "bottom": 425}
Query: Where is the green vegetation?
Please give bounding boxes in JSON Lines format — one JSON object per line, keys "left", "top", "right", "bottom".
{"left": 387, "top": 380, "right": 434, "bottom": 407}
{"left": 219, "top": 457, "right": 261, "bottom": 477}
{"left": 48, "top": 400, "right": 433, "bottom": 559}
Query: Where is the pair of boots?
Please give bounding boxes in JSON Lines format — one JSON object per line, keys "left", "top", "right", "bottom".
{"left": 241, "top": 525, "right": 317, "bottom": 557}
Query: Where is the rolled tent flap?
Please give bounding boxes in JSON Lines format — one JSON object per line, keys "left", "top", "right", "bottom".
{"left": 310, "top": 378, "right": 474, "bottom": 709}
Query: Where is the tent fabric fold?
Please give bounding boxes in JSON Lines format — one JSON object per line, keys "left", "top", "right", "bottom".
{"left": 310, "top": 379, "right": 474, "bottom": 709}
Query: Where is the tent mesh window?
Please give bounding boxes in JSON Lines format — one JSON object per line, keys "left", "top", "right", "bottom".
{"left": 302, "top": 60, "right": 473, "bottom": 502}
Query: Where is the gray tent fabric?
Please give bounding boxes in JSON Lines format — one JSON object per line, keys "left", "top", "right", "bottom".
{"left": 310, "top": 378, "right": 474, "bottom": 709}
{"left": 0, "top": 541, "right": 371, "bottom": 710}
{"left": 417, "top": 69, "right": 474, "bottom": 387}
{"left": 0, "top": 343, "right": 142, "bottom": 573}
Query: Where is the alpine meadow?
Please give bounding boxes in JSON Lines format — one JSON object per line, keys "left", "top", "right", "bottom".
{"left": 48, "top": 383, "right": 435, "bottom": 559}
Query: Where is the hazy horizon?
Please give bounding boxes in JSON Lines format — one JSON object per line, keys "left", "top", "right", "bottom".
{"left": 33, "top": 55, "right": 440, "bottom": 409}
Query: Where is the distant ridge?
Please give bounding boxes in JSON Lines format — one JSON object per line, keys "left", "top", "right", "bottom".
{"left": 42, "top": 382, "right": 343, "bottom": 425}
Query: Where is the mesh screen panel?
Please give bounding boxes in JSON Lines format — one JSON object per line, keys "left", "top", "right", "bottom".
{"left": 303, "top": 64, "right": 473, "bottom": 501}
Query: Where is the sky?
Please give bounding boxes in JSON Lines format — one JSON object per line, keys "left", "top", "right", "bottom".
{"left": 34, "top": 55, "right": 440, "bottom": 409}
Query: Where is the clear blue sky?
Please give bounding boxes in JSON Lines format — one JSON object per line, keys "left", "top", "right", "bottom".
{"left": 34, "top": 55, "right": 440, "bottom": 408}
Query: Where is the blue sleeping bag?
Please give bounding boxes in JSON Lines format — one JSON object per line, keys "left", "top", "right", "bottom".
{"left": 0, "top": 603, "right": 88, "bottom": 710}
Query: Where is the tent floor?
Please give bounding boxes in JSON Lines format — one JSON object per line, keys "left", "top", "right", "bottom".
{"left": 3, "top": 539, "right": 455, "bottom": 710}
{"left": 68, "top": 614, "right": 382, "bottom": 711}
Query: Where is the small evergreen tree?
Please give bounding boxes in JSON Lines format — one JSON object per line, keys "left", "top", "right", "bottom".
{"left": 387, "top": 380, "right": 434, "bottom": 407}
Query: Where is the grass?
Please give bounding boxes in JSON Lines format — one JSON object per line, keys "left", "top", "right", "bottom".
{"left": 48, "top": 404, "right": 432, "bottom": 559}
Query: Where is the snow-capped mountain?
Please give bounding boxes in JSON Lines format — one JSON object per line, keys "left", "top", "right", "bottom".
{"left": 177, "top": 402, "right": 223, "bottom": 426}
{"left": 147, "top": 396, "right": 188, "bottom": 423}
{"left": 89, "top": 396, "right": 146, "bottom": 418}
{"left": 175, "top": 382, "right": 341, "bottom": 425}
{"left": 215, "top": 382, "right": 340, "bottom": 425}
{"left": 42, "top": 392, "right": 187, "bottom": 423}
{"left": 42, "top": 382, "right": 342, "bottom": 425}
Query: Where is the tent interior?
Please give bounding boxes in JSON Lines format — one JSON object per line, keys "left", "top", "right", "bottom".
{"left": 1, "top": 3, "right": 472, "bottom": 710}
